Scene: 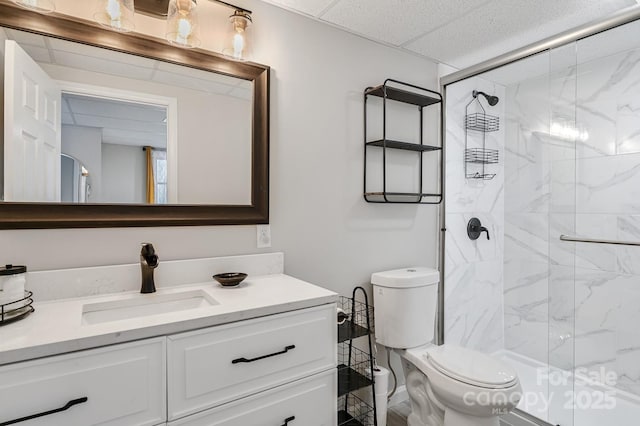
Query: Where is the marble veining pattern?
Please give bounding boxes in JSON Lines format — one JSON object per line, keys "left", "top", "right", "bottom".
{"left": 503, "top": 42, "right": 640, "bottom": 398}
{"left": 445, "top": 76, "right": 505, "bottom": 354}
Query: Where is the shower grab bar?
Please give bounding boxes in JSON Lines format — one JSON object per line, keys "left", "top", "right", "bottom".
{"left": 559, "top": 235, "right": 640, "bottom": 247}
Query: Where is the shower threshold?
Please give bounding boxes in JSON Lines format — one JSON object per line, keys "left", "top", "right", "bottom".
{"left": 497, "top": 350, "right": 640, "bottom": 426}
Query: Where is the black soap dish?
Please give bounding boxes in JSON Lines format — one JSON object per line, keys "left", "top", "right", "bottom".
{"left": 213, "top": 273, "right": 247, "bottom": 287}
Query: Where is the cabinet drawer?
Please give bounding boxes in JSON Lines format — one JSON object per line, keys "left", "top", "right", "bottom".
{"left": 0, "top": 338, "right": 166, "bottom": 426}
{"left": 167, "top": 304, "right": 336, "bottom": 420}
{"left": 169, "top": 369, "right": 336, "bottom": 426}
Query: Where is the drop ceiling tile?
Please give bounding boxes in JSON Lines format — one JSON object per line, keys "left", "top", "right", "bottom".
{"left": 102, "top": 128, "right": 166, "bottom": 148}
{"left": 260, "top": 0, "right": 337, "bottom": 16}
{"left": 321, "top": 0, "right": 490, "bottom": 46}
{"left": 3, "top": 29, "right": 47, "bottom": 47}
{"left": 53, "top": 51, "right": 155, "bottom": 81}
{"left": 48, "top": 37, "right": 155, "bottom": 68}
{"left": 64, "top": 95, "right": 166, "bottom": 122}
{"left": 73, "top": 113, "right": 167, "bottom": 134}
{"left": 405, "top": 0, "right": 636, "bottom": 68}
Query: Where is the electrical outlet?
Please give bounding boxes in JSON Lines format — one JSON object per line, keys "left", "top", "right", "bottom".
{"left": 257, "top": 224, "right": 271, "bottom": 248}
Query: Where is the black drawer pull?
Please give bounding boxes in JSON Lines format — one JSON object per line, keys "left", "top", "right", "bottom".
{"left": 281, "top": 416, "right": 295, "bottom": 426}
{"left": 232, "top": 345, "right": 296, "bottom": 364}
{"left": 0, "top": 397, "right": 88, "bottom": 426}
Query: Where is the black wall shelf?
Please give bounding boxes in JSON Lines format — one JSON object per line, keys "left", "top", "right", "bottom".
{"left": 366, "top": 85, "right": 441, "bottom": 107}
{"left": 364, "top": 79, "right": 443, "bottom": 204}
{"left": 366, "top": 139, "right": 441, "bottom": 152}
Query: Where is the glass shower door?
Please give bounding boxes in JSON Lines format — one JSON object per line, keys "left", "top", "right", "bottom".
{"left": 568, "top": 17, "right": 640, "bottom": 426}
{"left": 547, "top": 41, "right": 578, "bottom": 426}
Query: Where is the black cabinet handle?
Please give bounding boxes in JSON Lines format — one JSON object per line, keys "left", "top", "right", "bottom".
{"left": 232, "top": 345, "right": 296, "bottom": 364}
{"left": 0, "top": 397, "right": 88, "bottom": 426}
{"left": 281, "top": 416, "right": 295, "bottom": 426}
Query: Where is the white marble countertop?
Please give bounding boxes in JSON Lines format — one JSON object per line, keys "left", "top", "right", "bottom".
{"left": 0, "top": 274, "right": 337, "bottom": 366}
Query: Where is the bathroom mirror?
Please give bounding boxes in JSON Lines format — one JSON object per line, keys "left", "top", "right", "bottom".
{"left": 0, "top": 3, "right": 269, "bottom": 228}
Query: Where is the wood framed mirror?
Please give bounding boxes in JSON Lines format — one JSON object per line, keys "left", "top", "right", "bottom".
{"left": 0, "top": 2, "right": 269, "bottom": 229}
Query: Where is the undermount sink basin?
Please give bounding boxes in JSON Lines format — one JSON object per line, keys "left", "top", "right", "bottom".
{"left": 81, "top": 289, "right": 218, "bottom": 325}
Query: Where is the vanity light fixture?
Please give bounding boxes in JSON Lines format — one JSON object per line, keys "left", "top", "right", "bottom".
{"left": 128, "top": 0, "right": 253, "bottom": 55}
{"left": 94, "top": 0, "right": 136, "bottom": 32}
{"left": 222, "top": 8, "right": 252, "bottom": 60}
{"left": 166, "top": 0, "right": 200, "bottom": 48}
{"left": 11, "top": 0, "right": 55, "bottom": 13}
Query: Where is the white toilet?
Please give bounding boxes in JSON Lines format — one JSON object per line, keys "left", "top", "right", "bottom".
{"left": 372, "top": 267, "right": 521, "bottom": 426}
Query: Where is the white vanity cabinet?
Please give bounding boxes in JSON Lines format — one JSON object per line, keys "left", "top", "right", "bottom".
{"left": 167, "top": 304, "right": 336, "bottom": 421}
{"left": 0, "top": 338, "right": 166, "bottom": 426}
{"left": 0, "top": 304, "right": 337, "bottom": 426}
{"left": 167, "top": 369, "right": 336, "bottom": 426}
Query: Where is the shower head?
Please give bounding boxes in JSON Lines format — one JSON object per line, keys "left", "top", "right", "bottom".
{"left": 473, "top": 90, "right": 499, "bottom": 106}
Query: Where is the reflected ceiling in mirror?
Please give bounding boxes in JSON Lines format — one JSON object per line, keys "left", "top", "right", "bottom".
{"left": 0, "top": 3, "right": 269, "bottom": 228}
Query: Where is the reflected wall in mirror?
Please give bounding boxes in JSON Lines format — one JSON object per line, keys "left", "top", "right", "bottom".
{"left": 0, "top": 3, "right": 269, "bottom": 229}
{"left": 1, "top": 26, "right": 252, "bottom": 205}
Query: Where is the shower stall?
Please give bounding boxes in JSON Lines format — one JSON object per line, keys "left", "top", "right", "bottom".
{"left": 441, "top": 8, "right": 640, "bottom": 426}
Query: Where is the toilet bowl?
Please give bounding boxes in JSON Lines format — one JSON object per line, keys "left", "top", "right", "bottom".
{"left": 371, "top": 267, "right": 521, "bottom": 426}
{"left": 400, "top": 344, "right": 521, "bottom": 426}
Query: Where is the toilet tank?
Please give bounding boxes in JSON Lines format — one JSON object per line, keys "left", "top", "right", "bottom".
{"left": 371, "top": 267, "right": 440, "bottom": 349}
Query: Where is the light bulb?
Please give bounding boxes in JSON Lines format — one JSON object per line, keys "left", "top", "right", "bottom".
{"left": 106, "top": 0, "right": 122, "bottom": 29}
{"left": 233, "top": 33, "right": 245, "bottom": 59}
{"left": 94, "top": 0, "right": 135, "bottom": 32}
{"left": 166, "top": 0, "right": 200, "bottom": 48}
{"left": 223, "top": 10, "right": 252, "bottom": 60}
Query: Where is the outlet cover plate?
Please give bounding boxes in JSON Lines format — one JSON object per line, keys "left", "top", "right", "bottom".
{"left": 257, "top": 225, "right": 271, "bottom": 248}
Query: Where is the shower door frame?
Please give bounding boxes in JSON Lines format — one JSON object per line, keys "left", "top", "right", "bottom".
{"left": 436, "top": 5, "right": 640, "bottom": 425}
{"left": 436, "top": 2, "right": 640, "bottom": 345}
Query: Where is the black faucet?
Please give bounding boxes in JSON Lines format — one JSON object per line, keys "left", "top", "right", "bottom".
{"left": 140, "top": 243, "right": 159, "bottom": 293}
{"left": 467, "top": 218, "right": 490, "bottom": 240}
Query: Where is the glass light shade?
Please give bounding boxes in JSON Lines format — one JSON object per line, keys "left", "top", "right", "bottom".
{"left": 94, "top": 0, "right": 135, "bottom": 33}
{"left": 222, "top": 11, "right": 252, "bottom": 61}
{"left": 166, "top": 0, "right": 200, "bottom": 49}
{"left": 12, "top": 0, "right": 55, "bottom": 13}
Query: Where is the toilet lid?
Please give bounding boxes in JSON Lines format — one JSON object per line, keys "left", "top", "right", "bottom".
{"left": 426, "top": 345, "right": 518, "bottom": 389}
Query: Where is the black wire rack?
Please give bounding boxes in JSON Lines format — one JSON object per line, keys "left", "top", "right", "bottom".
{"left": 338, "top": 393, "right": 375, "bottom": 426}
{"left": 337, "top": 287, "right": 377, "bottom": 426}
{"left": 464, "top": 91, "right": 500, "bottom": 180}
{"left": 0, "top": 291, "right": 34, "bottom": 326}
{"left": 465, "top": 112, "right": 500, "bottom": 133}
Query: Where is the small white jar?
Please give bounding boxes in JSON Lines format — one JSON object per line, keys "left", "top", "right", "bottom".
{"left": 0, "top": 264, "right": 27, "bottom": 308}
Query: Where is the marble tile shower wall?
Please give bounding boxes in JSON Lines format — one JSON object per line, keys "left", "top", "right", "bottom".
{"left": 445, "top": 77, "right": 505, "bottom": 354}
{"left": 504, "top": 48, "right": 640, "bottom": 398}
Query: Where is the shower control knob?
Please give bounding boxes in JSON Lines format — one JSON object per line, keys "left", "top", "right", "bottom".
{"left": 467, "top": 218, "right": 490, "bottom": 240}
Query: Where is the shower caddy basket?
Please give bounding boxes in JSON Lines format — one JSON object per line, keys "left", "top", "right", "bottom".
{"left": 464, "top": 90, "right": 500, "bottom": 179}
{"left": 337, "top": 287, "right": 377, "bottom": 426}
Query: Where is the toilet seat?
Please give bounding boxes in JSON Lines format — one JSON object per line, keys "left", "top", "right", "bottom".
{"left": 406, "top": 344, "right": 518, "bottom": 389}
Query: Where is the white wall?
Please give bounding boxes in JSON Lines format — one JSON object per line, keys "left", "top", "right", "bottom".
{"left": 101, "top": 143, "right": 146, "bottom": 204}
{"left": 61, "top": 125, "right": 103, "bottom": 199}
{"left": 0, "top": 1, "right": 439, "bottom": 303}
